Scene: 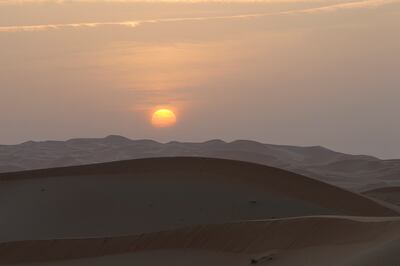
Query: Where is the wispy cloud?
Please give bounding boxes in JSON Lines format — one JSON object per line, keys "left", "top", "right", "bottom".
{"left": 0, "top": 0, "right": 397, "bottom": 33}
{"left": 0, "top": 15, "right": 265, "bottom": 33}
{"left": 0, "top": 0, "right": 351, "bottom": 4}
{"left": 283, "top": 0, "right": 398, "bottom": 13}
{"left": 0, "top": 21, "right": 141, "bottom": 32}
{"left": 0, "top": 14, "right": 273, "bottom": 33}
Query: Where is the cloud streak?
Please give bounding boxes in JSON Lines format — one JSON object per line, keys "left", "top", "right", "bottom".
{"left": 0, "top": 0, "right": 356, "bottom": 4}
{"left": 283, "top": 0, "right": 398, "bottom": 13}
{"left": 0, "top": 21, "right": 141, "bottom": 32}
{"left": 0, "top": 0, "right": 397, "bottom": 33}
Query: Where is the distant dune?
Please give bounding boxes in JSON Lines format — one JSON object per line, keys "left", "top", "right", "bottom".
{"left": 1, "top": 135, "right": 400, "bottom": 191}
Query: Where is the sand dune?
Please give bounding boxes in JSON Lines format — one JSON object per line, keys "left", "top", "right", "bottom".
{"left": 0, "top": 157, "right": 397, "bottom": 244}
{"left": 1, "top": 136, "right": 400, "bottom": 190}
{"left": 1, "top": 157, "right": 399, "bottom": 265}
{"left": 363, "top": 187, "right": 400, "bottom": 206}
{"left": 3, "top": 216, "right": 400, "bottom": 265}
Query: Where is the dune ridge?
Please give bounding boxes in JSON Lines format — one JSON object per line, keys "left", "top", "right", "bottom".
{"left": 0, "top": 157, "right": 397, "bottom": 218}
{"left": 1, "top": 136, "right": 399, "bottom": 190}
{"left": 363, "top": 187, "right": 400, "bottom": 206}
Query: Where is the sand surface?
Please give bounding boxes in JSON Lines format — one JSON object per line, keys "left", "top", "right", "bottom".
{"left": 0, "top": 157, "right": 399, "bottom": 265}
{"left": 2, "top": 136, "right": 400, "bottom": 190}
{"left": 363, "top": 187, "right": 400, "bottom": 206}
{"left": 3, "top": 216, "right": 400, "bottom": 265}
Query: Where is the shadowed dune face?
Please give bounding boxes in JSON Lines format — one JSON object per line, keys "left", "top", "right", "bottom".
{"left": 2, "top": 216, "right": 400, "bottom": 265}
{"left": 0, "top": 157, "right": 397, "bottom": 244}
{"left": 17, "top": 251, "right": 250, "bottom": 266}
{"left": 363, "top": 187, "right": 400, "bottom": 206}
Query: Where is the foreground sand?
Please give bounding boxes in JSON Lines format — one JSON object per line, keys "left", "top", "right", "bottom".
{"left": 0, "top": 157, "right": 399, "bottom": 265}
{"left": 3, "top": 216, "right": 400, "bottom": 265}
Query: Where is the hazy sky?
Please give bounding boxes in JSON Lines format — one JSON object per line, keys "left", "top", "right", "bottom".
{"left": 0, "top": 0, "right": 399, "bottom": 158}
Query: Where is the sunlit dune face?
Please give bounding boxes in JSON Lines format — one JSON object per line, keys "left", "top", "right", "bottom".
{"left": 151, "top": 109, "right": 177, "bottom": 128}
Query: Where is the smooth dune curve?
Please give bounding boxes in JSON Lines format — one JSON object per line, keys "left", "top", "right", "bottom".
{"left": 363, "top": 187, "right": 400, "bottom": 206}
{"left": 0, "top": 157, "right": 397, "bottom": 244}
{"left": 2, "top": 216, "right": 400, "bottom": 265}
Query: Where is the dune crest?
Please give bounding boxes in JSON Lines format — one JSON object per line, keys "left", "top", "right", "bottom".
{"left": 1, "top": 136, "right": 399, "bottom": 190}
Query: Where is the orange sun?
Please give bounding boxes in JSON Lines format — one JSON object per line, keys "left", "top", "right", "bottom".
{"left": 151, "top": 109, "right": 177, "bottom": 128}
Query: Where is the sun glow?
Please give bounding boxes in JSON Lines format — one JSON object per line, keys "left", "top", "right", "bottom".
{"left": 151, "top": 109, "right": 177, "bottom": 128}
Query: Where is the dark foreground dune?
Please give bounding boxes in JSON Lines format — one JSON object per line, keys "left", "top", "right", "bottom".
{"left": 0, "top": 157, "right": 399, "bottom": 265}
{"left": 363, "top": 187, "right": 400, "bottom": 206}
{"left": 3, "top": 216, "right": 400, "bottom": 265}
{"left": 0, "top": 157, "right": 397, "bottom": 243}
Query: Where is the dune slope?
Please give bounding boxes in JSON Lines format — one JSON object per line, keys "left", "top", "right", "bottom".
{"left": 362, "top": 187, "right": 400, "bottom": 206}
{"left": 0, "top": 157, "right": 397, "bottom": 244}
{"left": 2, "top": 136, "right": 400, "bottom": 190}
{"left": 2, "top": 216, "right": 400, "bottom": 265}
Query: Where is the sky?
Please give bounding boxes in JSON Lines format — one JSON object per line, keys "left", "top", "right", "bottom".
{"left": 0, "top": 0, "right": 399, "bottom": 158}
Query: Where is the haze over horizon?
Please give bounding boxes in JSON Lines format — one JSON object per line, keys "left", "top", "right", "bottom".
{"left": 0, "top": 135, "right": 396, "bottom": 160}
{"left": 1, "top": 0, "right": 399, "bottom": 159}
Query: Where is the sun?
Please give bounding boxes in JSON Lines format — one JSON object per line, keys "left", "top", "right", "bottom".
{"left": 151, "top": 109, "right": 177, "bottom": 128}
